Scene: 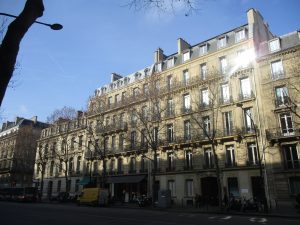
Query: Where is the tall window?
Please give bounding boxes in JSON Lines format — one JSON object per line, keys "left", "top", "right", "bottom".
{"left": 104, "top": 137, "right": 109, "bottom": 151}
{"left": 223, "top": 111, "right": 233, "bottom": 136}
{"left": 247, "top": 143, "right": 258, "bottom": 165}
{"left": 226, "top": 145, "right": 236, "bottom": 167}
{"left": 57, "top": 180, "right": 61, "bottom": 193}
{"left": 111, "top": 136, "right": 116, "bottom": 151}
{"left": 117, "top": 158, "right": 123, "bottom": 173}
{"left": 110, "top": 159, "right": 115, "bottom": 172}
{"left": 185, "top": 150, "right": 193, "bottom": 169}
{"left": 200, "top": 63, "right": 207, "bottom": 80}
{"left": 237, "top": 49, "right": 248, "bottom": 68}
{"left": 167, "top": 98, "right": 174, "bottom": 116}
{"left": 108, "top": 96, "right": 113, "bottom": 107}
{"left": 235, "top": 29, "right": 245, "bottom": 42}
{"left": 131, "top": 131, "right": 137, "bottom": 149}
{"left": 115, "top": 94, "right": 120, "bottom": 103}
{"left": 69, "top": 158, "right": 74, "bottom": 173}
{"left": 142, "top": 106, "right": 148, "bottom": 120}
{"left": 167, "top": 124, "right": 174, "bottom": 143}
{"left": 204, "top": 148, "right": 214, "bottom": 168}
{"left": 167, "top": 75, "right": 173, "bottom": 90}
{"left": 202, "top": 116, "right": 211, "bottom": 136}
{"left": 140, "top": 156, "right": 147, "bottom": 172}
{"left": 167, "top": 58, "right": 174, "bottom": 68}
{"left": 184, "top": 120, "right": 191, "bottom": 141}
{"left": 141, "top": 129, "right": 147, "bottom": 148}
{"left": 289, "top": 177, "right": 300, "bottom": 195}
{"left": 168, "top": 180, "right": 176, "bottom": 197}
{"left": 280, "top": 112, "right": 294, "bottom": 136}
{"left": 183, "top": 94, "right": 191, "bottom": 112}
{"left": 167, "top": 152, "right": 175, "bottom": 170}
{"left": 119, "top": 134, "right": 124, "bottom": 151}
{"left": 275, "top": 86, "right": 289, "bottom": 106}
{"left": 185, "top": 179, "right": 194, "bottom": 197}
{"left": 271, "top": 60, "right": 284, "bottom": 79}
{"left": 78, "top": 135, "right": 83, "bottom": 148}
{"left": 50, "top": 161, "right": 54, "bottom": 176}
{"left": 283, "top": 144, "right": 299, "bottom": 169}
{"left": 130, "top": 157, "right": 136, "bottom": 172}
{"left": 228, "top": 177, "right": 239, "bottom": 197}
{"left": 240, "top": 77, "right": 251, "bottom": 99}
{"left": 201, "top": 89, "right": 209, "bottom": 106}
{"left": 220, "top": 56, "right": 227, "bottom": 74}
{"left": 221, "top": 83, "right": 230, "bottom": 103}
{"left": 243, "top": 107, "right": 254, "bottom": 133}
{"left": 76, "top": 156, "right": 81, "bottom": 173}
{"left": 143, "top": 84, "right": 149, "bottom": 95}
{"left": 93, "top": 161, "right": 98, "bottom": 173}
{"left": 133, "top": 87, "right": 139, "bottom": 97}
{"left": 75, "top": 179, "right": 80, "bottom": 192}
{"left": 218, "top": 36, "right": 227, "bottom": 48}
{"left": 183, "top": 70, "right": 189, "bottom": 85}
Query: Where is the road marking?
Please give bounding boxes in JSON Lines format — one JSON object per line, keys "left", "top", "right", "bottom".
{"left": 221, "top": 216, "right": 232, "bottom": 220}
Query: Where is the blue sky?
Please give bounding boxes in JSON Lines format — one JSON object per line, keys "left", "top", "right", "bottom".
{"left": 0, "top": 0, "right": 299, "bottom": 123}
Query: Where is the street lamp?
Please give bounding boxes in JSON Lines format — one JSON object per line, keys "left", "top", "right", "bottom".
{"left": 0, "top": 12, "right": 63, "bottom": 30}
{"left": 236, "top": 102, "right": 268, "bottom": 213}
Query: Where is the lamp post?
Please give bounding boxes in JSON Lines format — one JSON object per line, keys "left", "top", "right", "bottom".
{"left": 236, "top": 103, "right": 268, "bottom": 213}
{"left": 0, "top": 12, "right": 63, "bottom": 30}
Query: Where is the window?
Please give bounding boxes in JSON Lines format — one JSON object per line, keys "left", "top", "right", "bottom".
{"left": 200, "top": 63, "right": 207, "bottom": 80}
{"left": 50, "top": 161, "right": 54, "bottom": 176}
{"left": 75, "top": 179, "right": 80, "bottom": 192}
{"left": 167, "top": 75, "right": 173, "bottom": 90}
{"left": 143, "top": 84, "right": 149, "bottom": 95}
{"left": 223, "top": 111, "right": 233, "bottom": 136}
{"left": 237, "top": 49, "right": 248, "bottom": 68}
{"left": 201, "top": 89, "right": 209, "bottom": 106}
{"left": 156, "top": 63, "right": 162, "bottom": 72}
{"left": 141, "top": 129, "right": 147, "bottom": 148}
{"left": 183, "top": 70, "right": 189, "bottom": 85}
{"left": 59, "top": 159, "right": 63, "bottom": 173}
{"left": 120, "top": 113, "right": 125, "bottom": 124}
{"left": 57, "top": 180, "right": 61, "bottom": 193}
{"left": 167, "top": 58, "right": 174, "bottom": 68}
{"left": 183, "top": 94, "right": 191, "bottom": 112}
{"left": 283, "top": 144, "right": 299, "bottom": 169}
{"left": 271, "top": 60, "right": 284, "bottom": 79}
{"left": 248, "top": 143, "right": 258, "bottom": 165}
{"left": 111, "top": 136, "right": 116, "bottom": 150}
{"left": 289, "top": 177, "right": 300, "bottom": 195}
{"left": 70, "top": 137, "right": 75, "bottom": 149}
{"left": 228, "top": 177, "right": 239, "bottom": 197}
{"left": 140, "top": 156, "right": 147, "bottom": 172}
{"left": 133, "top": 87, "right": 139, "bottom": 97}
{"left": 167, "top": 98, "right": 174, "bottom": 116}
{"left": 218, "top": 36, "right": 227, "bottom": 48}
{"left": 109, "top": 159, "right": 115, "bottom": 172}
{"left": 220, "top": 56, "right": 227, "bottom": 74}
{"left": 119, "top": 134, "right": 124, "bottom": 151}
{"left": 78, "top": 135, "right": 83, "bottom": 148}
{"left": 69, "top": 158, "right": 74, "bottom": 172}
{"left": 226, "top": 145, "right": 236, "bottom": 167}
{"left": 202, "top": 116, "right": 211, "bottom": 136}
{"left": 93, "top": 161, "right": 98, "bottom": 173}
{"left": 122, "top": 91, "right": 126, "bottom": 101}
{"left": 199, "top": 44, "right": 208, "bottom": 55}
{"left": 221, "top": 83, "right": 230, "bottom": 104}
{"left": 183, "top": 51, "right": 190, "bottom": 62}
{"left": 117, "top": 158, "right": 123, "bottom": 173}
{"left": 141, "top": 106, "right": 148, "bottom": 120}
{"left": 115, "top": 94, "right": 120, "bottom": 103}
{"left": 168, "top": 180, "right": 176, "bottom": 197}
{"left": 131, "top": 131, "right": 137, "bottom": 149}
{"left": 130, "top": 157, "right": 136, "bottom": 172}
{"left": 280, "top": 112, "right": 294, "bottom": 136}
{"left": 76, "top": 156, "right": 81, "bottom": 173}
{"left": 185, "top": 179, "right": 194, "bottom": 197}
{"left": 240, "top": 77, "right": 252, "bottom": 99}
{"left": 108, "top": 96, "right": 113, "bottom": 107}
{"left": 204, "top": 148, "right": 214, "bottom": 168}
{"left": 131, "top": 110, "right": 138, "bottom": 125}
{"left": 153, "top": 127, "right": 158, "bottom": 145}
{"left": 243, "top": 108, "right": 254, "bottom": 133}
{"left": 167, "top": 124, "right": 174, "bottom": 143}
{"left": 184, "top": 120, "right": 191, "bottom": 141}
{"left": 235, "top": 29, "right": 246, "bottom": 42}
{"left": 167, "top": 152, "right": 175, "bottom": 170}
{"left": 269, "top": 38, "right": 280, "bottom": 52}
{"left": 185, "top": 150, "right": 193, "bottom": 169}
{"left": 45, "top": 144, "right": 49, "bottom": 155}
{"left": 275, "top": 86, "right": 289, "bottom": 106}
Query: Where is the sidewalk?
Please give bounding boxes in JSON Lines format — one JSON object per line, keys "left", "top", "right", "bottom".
{"left": 110, "top": 202, "right": 300, "bottom": 219}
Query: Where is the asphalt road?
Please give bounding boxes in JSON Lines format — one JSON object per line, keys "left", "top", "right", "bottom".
{"left": 0, "top": 202, "right": 299, "bottom": 225}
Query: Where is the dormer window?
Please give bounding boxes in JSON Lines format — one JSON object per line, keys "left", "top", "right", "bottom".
{"left": 156, "top": 63, "right": 162, "bottom": 72}
{"left": 183, "top": 51, "right": 190, "bottom": 62}
{"left": 199, "top": 44, "right": 208, "bottom": 55}
{"left": 218, "top": 36, "right": 227, "bottom": 49}
{"left": 167, "top": 58, "right": 175, "bottom": 68}
{"left": 269, "top": 38, "right": 281, "bottom": 52}
{"left": 235, "top": 29, "right": 246, "bottom": 42}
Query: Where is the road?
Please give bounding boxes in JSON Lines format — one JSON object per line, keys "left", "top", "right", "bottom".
{"left": 0, "top": 202, "right": 299, "bottom": 225}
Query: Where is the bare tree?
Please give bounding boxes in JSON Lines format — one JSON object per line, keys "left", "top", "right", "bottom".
{"left": 190, "top": 70, "right": 225, "bottom": 209}
{"left": 35, "top": 143, "right": 48, "bottom": 201}
{"left": 46, "top": 106, "right": 77, "bottom": 124}
{"left": 0, "top": 0, "right": 44, "bottom": 106}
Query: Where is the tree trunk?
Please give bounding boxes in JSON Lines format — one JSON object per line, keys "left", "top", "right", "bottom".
{"left": 0, "top": 0, "right": 44, "bottom": 106}
{"left": 212, "top": 144, "right": 223, "bottom": 210}
{"left": 39, "top": 165, "right": 45, "bottom": 202}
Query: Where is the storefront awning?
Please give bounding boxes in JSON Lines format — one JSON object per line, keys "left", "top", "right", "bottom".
{"left": 79, "top": 177, "right": 90, "bottom": 185}
{"left": 106, "top": 175, "right": 146, "bottom": 184}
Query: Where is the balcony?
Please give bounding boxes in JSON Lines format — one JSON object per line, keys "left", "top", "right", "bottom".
{"left": 97, "top": 122, "right": 128, "bottom": 134}
{"left": 183, "top": 165, "right": 194, "bottom": 171}
{"left": 166, "top": 167, "right": 176, "bottom": 172}
{"left": 274, "top": 96, "right": 293, "bottom": 109}
{"left": 219, "top": 96, "right": 233, "bottom": 105}
{"left": 220, "top": 127, "right": 240, "bottom": 137}
{"left": 246, "top": 160, "right": 259, "bottom": 166}
{"left": 266, "top": 127, "right": 300, "bottom": 142}
{"left": 128, "top": 169, "right": 137, "bottom": 174}
{"left": 181, "top": 107, "right": 192, "bottom": 114}
{"left": 241, "top": 126, "right": 256, "bottom": 136}
{"left": 239, "top": 91, "right": 255, "bottom": 101}
{"left": 165, "top": 109, "right": 175, "bottom": 118}
{"left": 198, "top": 102, "right": 212, "bottom": 111}
{"left": 203, "top": 164, "right": 214, "bottom": 169}
{"left": 225, "top": 162, "right": 237, "bottom": 168}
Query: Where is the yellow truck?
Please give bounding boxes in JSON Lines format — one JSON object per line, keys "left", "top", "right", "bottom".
{"left": 78, "top": 188, "right": 109, "bottom": 206}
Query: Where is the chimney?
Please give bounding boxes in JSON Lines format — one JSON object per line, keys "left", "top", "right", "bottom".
{"left": 111, "top": 73, "right": 123, "bottom": 82}
{"left": 30, "top": 116, "right": 37, "bottom": 123}
{"left": 154, "top": 48, "right": 165, "bottom": 63}
{"left": 177, "top": 38, "right": 190, "bottom": 55}
{"left": 1, "top": 122, "right": 7, "bottom": 131}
